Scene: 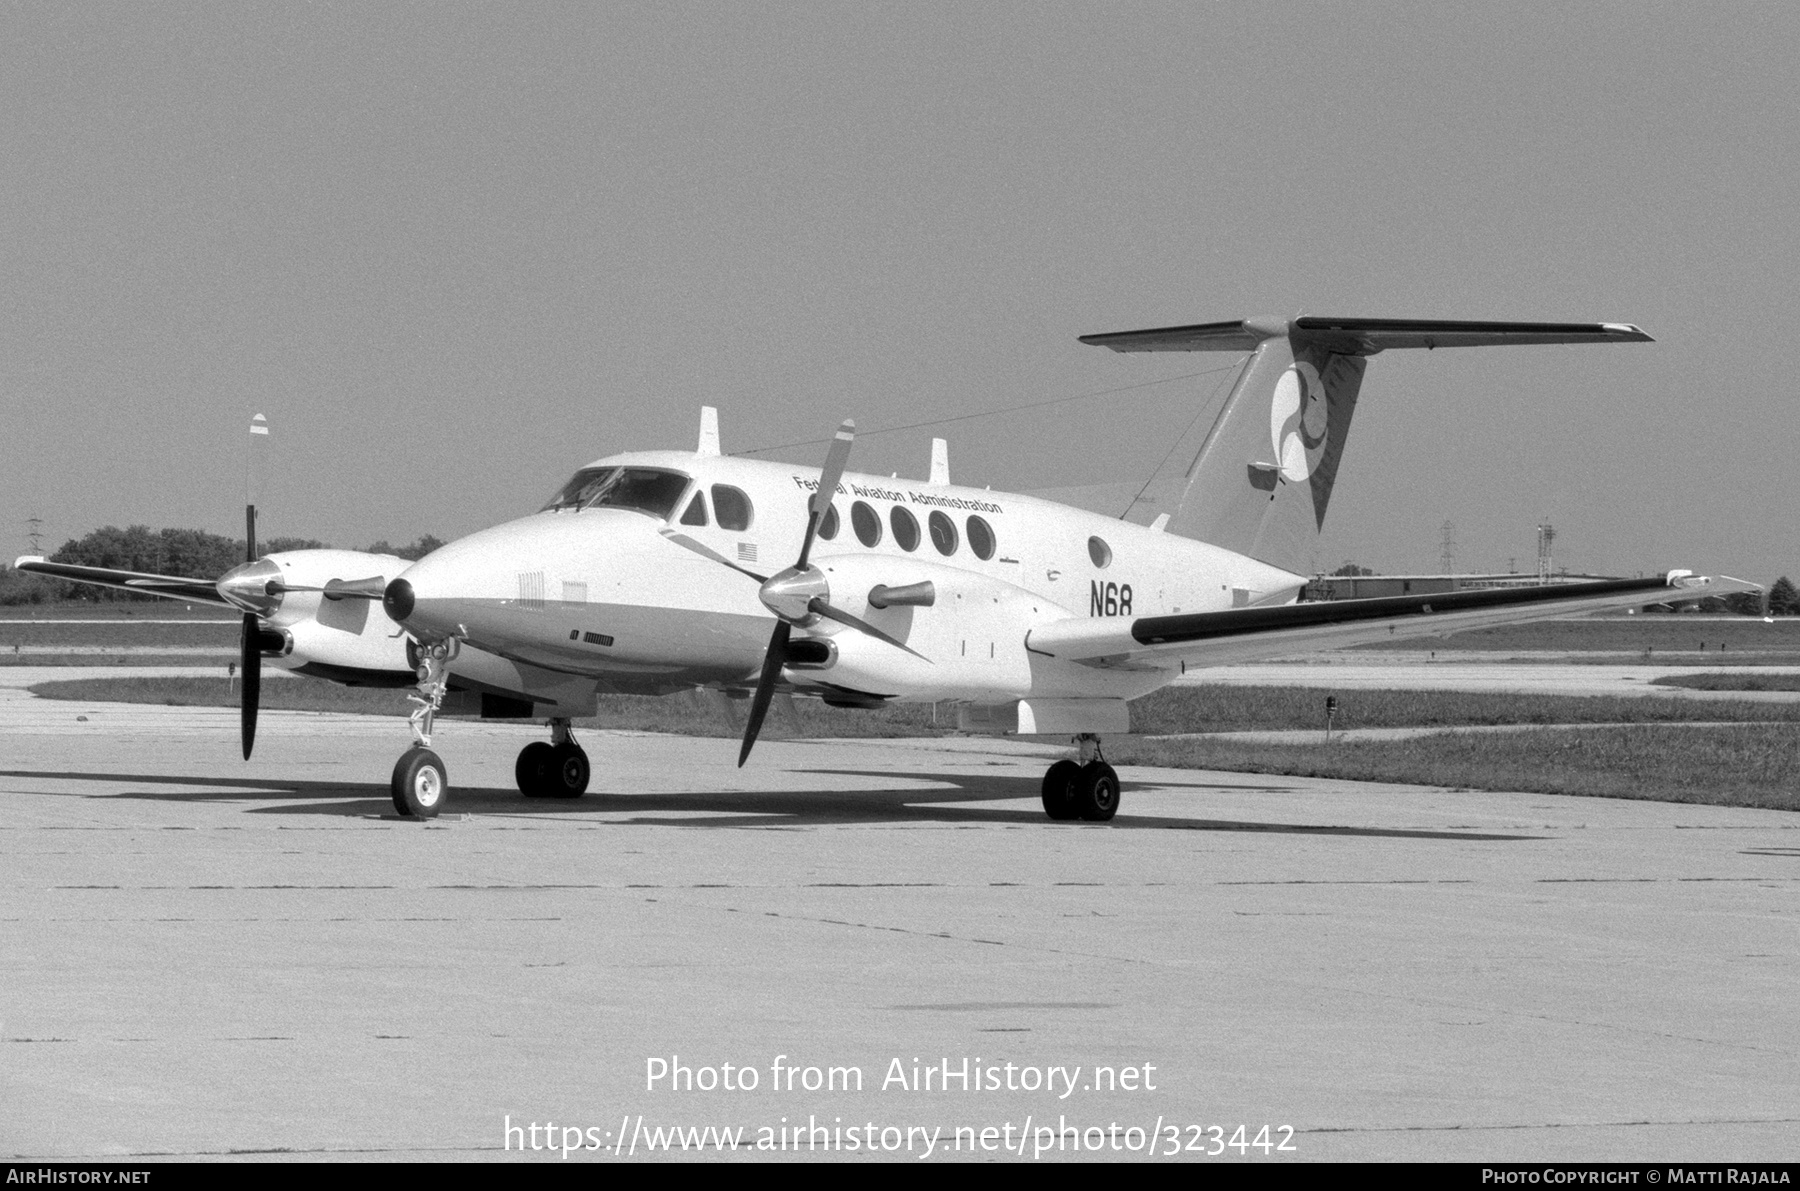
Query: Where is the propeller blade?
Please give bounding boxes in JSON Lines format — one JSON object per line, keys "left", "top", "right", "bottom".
{"left": 239, "top": 416, "right": 269, "bottom": 760}
{"left": 796, "top": 420, "right": 854, "bottom": 570}
{"left": 737, "top": 620, "right": 791, "bottom": 767}
{"left": 807, "top": 597, "right": 931, "bottom": 661}
{"left": 659, "top": 529, "right": 769, "bottom": 582}
{"left": 239, "top": 611, "right": 261, "bottom": 760}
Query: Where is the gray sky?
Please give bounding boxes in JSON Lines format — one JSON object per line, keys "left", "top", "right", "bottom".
{"left": 5, "top": 2, "right": 1796, "bottom": 581}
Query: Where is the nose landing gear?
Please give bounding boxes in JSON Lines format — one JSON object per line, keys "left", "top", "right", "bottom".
{"left": 516, "top": 718, "right": 590, "bottom": 798}
{"left": 392, "top": 638, "right": 458, "bottom": 818}
{"left": 1040, "top": 733, "right": 1119, "bottom": 822}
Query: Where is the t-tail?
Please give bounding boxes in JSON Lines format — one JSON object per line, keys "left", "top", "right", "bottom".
{"left": 1080, "top": 316, "right": 1652, "bottom": 576}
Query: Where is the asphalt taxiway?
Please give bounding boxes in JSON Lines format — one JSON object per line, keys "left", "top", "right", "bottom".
{"left": 3, "top": 692, "right": 1797, "bottom": 1162}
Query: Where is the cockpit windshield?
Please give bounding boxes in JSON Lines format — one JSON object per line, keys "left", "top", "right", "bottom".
{"left": 540, "top": 467, "right": 691, "bottom": 518}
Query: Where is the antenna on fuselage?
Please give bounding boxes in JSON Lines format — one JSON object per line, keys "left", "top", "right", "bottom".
{"left": 929, "top": 438, "right": 949, "bottom": 485}
{"left": 697, "top": 406, "right": 721, "bottom": 456}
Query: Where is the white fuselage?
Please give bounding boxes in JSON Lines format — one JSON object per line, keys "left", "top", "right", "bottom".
{"left": 391, "top": 450, "right": 1303, "bottom": 712}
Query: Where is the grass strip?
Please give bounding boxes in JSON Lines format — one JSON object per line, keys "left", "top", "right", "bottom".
{"left": 1128, "top": 684, "right": 1800, "bottom": 731}
{"left": 1109, "top": 725, "right": 1800, "bottom": 812}
{"left": 1650, "top": 672, "right": 1800, "bottom": 693}
{"left": 1350, "top": 618, "right": 1800, "bottom": 653}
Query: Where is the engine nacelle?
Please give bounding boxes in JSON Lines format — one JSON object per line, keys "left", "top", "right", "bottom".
{"left": 790, "top": 555, "right": 1061, "bottom": 702}
{"left": 258, "top": 550, "right": 415, "bottom": 685}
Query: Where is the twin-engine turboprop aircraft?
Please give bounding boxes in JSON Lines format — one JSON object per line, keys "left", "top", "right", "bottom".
{"left": 19, "top": 315, "right": 1754, "bottom": 821}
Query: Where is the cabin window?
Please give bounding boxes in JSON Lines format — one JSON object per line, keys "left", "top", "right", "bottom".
{"left": 850, "top": 501, "right": 882, "bottom": 547}
{"left": 680, "top": 493, "right": 708, "bottom": 526}
{"left": 1088, "top": 536, "right": 1112, "bottom": 568}
{"left": 711, "top": 485, "right": 753, "bottom": 531}
{"left": 966, "top": 515, "right": 996, "bottom": 560}
{"left": 817, "top": 502, "right": 840, "bottom": 541}
{"left": 541, "top": 467, "right": 691, "bottom": 518}
{"left": 890, "top": 506, "right": 920, "bottom": 552}
{"left": 928, "top": 511, "right": 958, "bottom": 556}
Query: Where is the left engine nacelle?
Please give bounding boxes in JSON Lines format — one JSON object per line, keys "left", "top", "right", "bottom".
{"left": 258, "top": 550, "right": 416, "bottom": 685}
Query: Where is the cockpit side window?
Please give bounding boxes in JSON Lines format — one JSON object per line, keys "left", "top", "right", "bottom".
{"left": 541, "top": 467, "right": 692, "bottom": 519}
{"left": 680, "top": 492, "right": 709, "bottom": 526}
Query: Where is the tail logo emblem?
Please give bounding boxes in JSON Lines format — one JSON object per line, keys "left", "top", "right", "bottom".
{"left": 1269, "top": 362, "right": 1329, "bottom": 483}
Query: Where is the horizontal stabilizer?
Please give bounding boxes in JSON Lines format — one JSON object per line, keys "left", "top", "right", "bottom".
{"left": 1026, "top": 573, "right": 1758, "bottom": 669}
{"left": 1079, "top": 316, "right": 1652, "bottom": 356}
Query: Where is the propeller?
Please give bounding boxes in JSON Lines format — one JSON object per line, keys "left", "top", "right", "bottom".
{"left": 239, "top": 503, "right": 260, "bottom": 760}
{"left": 659, "top": 419, "right": 929, "bottom": 766}
{"left": 236, "top": 412, "right": 271, "bottom": 760}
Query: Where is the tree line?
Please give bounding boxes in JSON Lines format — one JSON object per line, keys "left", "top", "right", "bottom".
{"left": 0, "top": 526, "right": 445, "bottom": 604}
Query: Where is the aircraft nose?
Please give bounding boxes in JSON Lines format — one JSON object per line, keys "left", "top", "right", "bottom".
{"left": 383, "top": 577, "right": 415, "bottom": 622}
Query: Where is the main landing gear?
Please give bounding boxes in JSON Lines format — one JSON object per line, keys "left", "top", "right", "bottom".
{"left": 1041, "top": 733, "right": 1120, "bottom": 822}
{"left": 515, "top": 718, "right": 590, "bottom": 798}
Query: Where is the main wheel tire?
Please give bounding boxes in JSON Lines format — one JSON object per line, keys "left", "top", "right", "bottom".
{"left": 548, "top": 743, "right": 590, "bottom": 798}
{"left": 1073, "top": 761, "right": 1120, "bottom": 822}
{"left": 516, "top": 741, "right": 556, "bottom": 797}
{"left": 1041, "top": 759, "right": 1082, "bottom": 821}
{"left": 391, "top": 747, "right": 448, "bottom": 818}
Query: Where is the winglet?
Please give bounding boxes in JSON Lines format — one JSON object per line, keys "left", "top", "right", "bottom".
{"left": 697, "top": 406, "right": 721, "bottom": 456}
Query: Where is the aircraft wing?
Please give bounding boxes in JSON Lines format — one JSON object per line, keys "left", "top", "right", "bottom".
{"left": 1024, "top": 573, "right": 1756, "bottom": 670}
{"left": 12, "top": 556, "right": 232, "bottom": 608}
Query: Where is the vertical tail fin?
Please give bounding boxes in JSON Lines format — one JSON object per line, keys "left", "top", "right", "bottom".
{"left": 1080, "top": 316, "right": 1651, "bottom": 576}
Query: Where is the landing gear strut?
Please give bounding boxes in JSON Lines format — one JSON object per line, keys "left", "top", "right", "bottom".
{"left": 392, "top": 638, "right": 459, "bottom": 818}
{"left": 516, "top": 718, "right": 590, "bottom": 798}
{"left": 1041, "top": 733, "right": 1119, "bottom": 822}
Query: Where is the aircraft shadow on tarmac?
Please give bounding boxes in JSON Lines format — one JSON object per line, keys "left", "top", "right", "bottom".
{"left": 1, "top": 767, "right": 1539, "bottom": 841}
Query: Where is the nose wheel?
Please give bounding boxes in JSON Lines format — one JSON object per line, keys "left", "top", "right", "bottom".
{"left": 1040, "top": 734, "right": 1119, "bottom": 822}
{"left": 392, "top": 747, "right": 448, "bottom": 818}
{"left": 516, "top": 719, "right": 590, "bottom": 798}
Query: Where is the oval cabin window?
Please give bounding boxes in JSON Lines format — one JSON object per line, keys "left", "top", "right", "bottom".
{"left": 817, "top": 503, "right": 839, "bottom": 541}
{"left": 966, "top": 515, "right": 996, "bottom": 561}
{"left": 1088, "top": 536, "right": 1112, "bottom": 568}
{"left": 850, "top": 501, "right": 882, "bottom": 547}
{"left": 890, "top": 506, "right": 920, "bottom": 552}
{"left": 928, "top": 511, "right": 958, "bottom": 556}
